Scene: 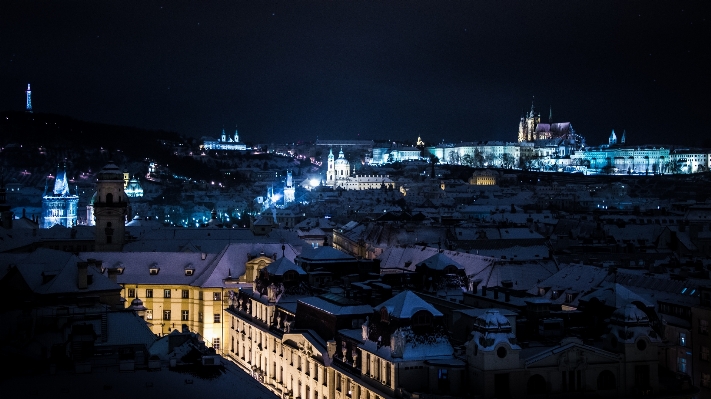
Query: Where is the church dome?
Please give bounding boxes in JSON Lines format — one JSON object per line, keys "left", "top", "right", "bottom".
{"left": 611, "top": 304, "right": 649, "bottom": 326}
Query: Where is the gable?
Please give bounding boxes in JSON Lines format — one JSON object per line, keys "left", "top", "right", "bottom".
{"left": 524, "top": 342, "right": 620, "bottom": 369}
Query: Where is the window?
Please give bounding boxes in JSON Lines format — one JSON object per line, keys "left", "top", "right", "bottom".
{"left": 146, "top": 309, "right": 153, "bottom": 320}
{"left": 213, "top": 338, "right": 220, "bottom": 350}
{"left": 702, "top": 346, "right": 710, "bottom": 361}
{"left": 127, "top": 288, "right": 135, "bottom": 298}
{"left": 702, "top": 373, "right": 710, "bottom": 388}
{"left": 182, "top": 310, "right": 189, "bottom": 321}
{"left": 213, "top": 292, "right": 221, "bottom": 301}
{"left": 199, "top": 291, "right": 203, "bottom": 300}
{"left": 182, "top": 289, "right": 189, "bottom": 299}
{"left": 677, "top": 357, "right": 687, "bottom": 373}
{"left": 679, "top": 332, "right": 687, "bottom": 347}
{"left": 438, "top": 369, "right": 450, "bottom": 391}
{"left": 701, "top": 319, "right": 709, "bottom": 335}
{"left": 164, "top": 289, "right": 171, "bottom": 298}
{"left": 214, "top": 313, "right": 221, "bottom": 323}
{"left": 163, "top": 310, "right": 171, "bottom": 320}
{"left": 146, "top": 289, "right": 153, "bottom": 298}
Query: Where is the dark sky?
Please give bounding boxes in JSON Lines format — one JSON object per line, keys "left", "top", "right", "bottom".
{"left": 2, "top": 1, "right": 709, "bottom": 146}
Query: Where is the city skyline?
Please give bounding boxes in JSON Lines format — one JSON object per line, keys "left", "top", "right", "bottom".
{"left": 2, "top": 2, "right": 709, "bottom": 146}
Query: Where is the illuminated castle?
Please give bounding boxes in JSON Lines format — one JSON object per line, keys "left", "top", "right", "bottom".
{"left": 41, "top": 164, "right": 79, "bottom": 228}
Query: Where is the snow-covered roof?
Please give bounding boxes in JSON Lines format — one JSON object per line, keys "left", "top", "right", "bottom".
{"left": 416, "top": 252, "right": 464, "bottom": 271}
{"left": 297, "top": 246, "right": 355, "bottom": 262}
{"left": 262, "top": 257, "right": 306, "bottom": 276}
{"left": 376, "top": 290, "right": 443, "bottom": 319}
{"left": 298, "top": 296, "right": 373, "bottom": 316}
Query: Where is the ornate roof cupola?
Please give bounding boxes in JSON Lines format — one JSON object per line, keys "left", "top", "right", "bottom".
{"left": 466, "top": 309, "right": 520, "bottom": 370}
{"left": 93, "top": 162, "right": 129, "bottom": 251}
{"left": 604, "top": 304, "right": 660, "bottom": 357}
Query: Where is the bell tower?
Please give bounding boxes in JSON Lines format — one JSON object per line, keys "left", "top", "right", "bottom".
{"left": 93, "top": 162, "right": 129, "bottom": 251}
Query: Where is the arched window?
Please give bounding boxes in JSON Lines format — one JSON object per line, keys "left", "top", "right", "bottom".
{"left": 106, "top": 193, "right": 113, "bottom": 204}
{"left": 527, "top": 374, "right": 547, "bottom": 395}
{"left": 597, "top": 370, "right": 616, "bottom": 390}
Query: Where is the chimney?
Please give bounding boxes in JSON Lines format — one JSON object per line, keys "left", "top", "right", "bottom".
{"left": 77, "top": 262, "right": 88, "bottom": 289}
{"left": 107, "top": 268, "right": 120, "bottom": 283}
{"left": 493, "top": 287, "right": 499, "bottom": 300}
{"left": 201, "top": 252, "right": 207, "bottom": 260}
{"left": 482, "top": 286, "right": 487, "bottom": 296}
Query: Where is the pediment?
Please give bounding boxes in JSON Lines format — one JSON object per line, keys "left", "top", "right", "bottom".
{"left": 524, "top": 342, "right": 620, "bottom": 369}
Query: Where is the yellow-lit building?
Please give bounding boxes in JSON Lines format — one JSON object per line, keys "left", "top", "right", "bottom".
{"left": 82, "top": 242, "right": 299, "bottom": 350}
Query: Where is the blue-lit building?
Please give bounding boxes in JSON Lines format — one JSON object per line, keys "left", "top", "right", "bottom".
{"left": 41, "top": 164, "right": 79, "bottom": 228}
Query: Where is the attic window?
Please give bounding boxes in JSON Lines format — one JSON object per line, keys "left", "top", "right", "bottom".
{"left": 412, "top": 310, "right": 433, "bottom": 328}
{"left": 565, "top": 293, "right": 574, "bottom": 303}
{"left": 185, "top": 269, "right": 194, "bottom": 276}
{"left": 149, "top": 263, "right": 159, "bottom": 275}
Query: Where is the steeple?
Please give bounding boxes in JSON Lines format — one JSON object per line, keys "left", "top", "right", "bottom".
{"left": 549, "top": 105, "right": 552, "bottom": 123}
{"left": 234, "top": 125, "right": 239, "bottom": 143}
{"left": 25, "top": 84, "right": 32, "bottom": 113}
{"left": 221, "top": 127, "right": 227, "bottom": 142}
{"left": 621, "top": 130, "right": 626, "bottom": 144}
{"left": 609, "top": 129, "right": 617, "bottom": 145}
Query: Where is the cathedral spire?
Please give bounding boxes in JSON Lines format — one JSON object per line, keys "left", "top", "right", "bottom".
{"left": 549, "top": 105, "right": 552, "bottom": 123}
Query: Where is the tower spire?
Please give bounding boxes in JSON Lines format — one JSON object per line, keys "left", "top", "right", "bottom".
{"left": 25, "top": 84, "right": 32, "bottom": 113}
{"left": 549, "top": 105, "right": 552, "bottom": 123}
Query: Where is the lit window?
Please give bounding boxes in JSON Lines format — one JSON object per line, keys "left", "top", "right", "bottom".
{"left": 214, "top": 314, "right": 221, "bottom": 323}
{"left": 213, "top": 292, "right": 221, "bottom": 301}
{"left": 164, "top": 289, "right": 171, "bottom": 298}
{"left": 127, "top": 288, "right": 135, "bottom": 298}
{"left": 213, "top": 338, "right": 220, "bottom": 350}
{"left": 146, "top": 309, "right": 153, "bottom": 320}
{"left": 182, "top": 289, "right": 189, "bottom": 299}
{"left": 163, "top": 310, "right": 171, "bottom": 320}
{"left": 145, "top": 289, "right": 153, "bottom": 298}
{"left": 182, "top": 310, "right": 189, "bottom": 321}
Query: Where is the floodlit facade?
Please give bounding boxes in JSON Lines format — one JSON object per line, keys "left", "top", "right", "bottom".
{"left": 41, "top": 164, "right": 79, "bottom": 228}
{"left": 325, "top": 148, "right": 395, "bottom": 190}
{"left": 202, "top": 127, "right": 247, "bottom": 151}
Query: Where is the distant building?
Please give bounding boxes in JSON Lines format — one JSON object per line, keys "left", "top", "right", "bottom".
{"left": 202, "top": 126, "right": 247, "bottom": 151}
{"left": 325, "top": 148, "right": 395, "bottom": 190}
{"left": 41, "top": 163, "right": 79, "bottom": 228}
{"left": 125, "top": 177, "right": 144, "bottom": 198}
{"left": 469, "top": 170, "right": 497, "bottom": 186}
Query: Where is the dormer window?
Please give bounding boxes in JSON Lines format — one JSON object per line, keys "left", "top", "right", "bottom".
{"left": 185, "top": 269, "right": 194, "bottom": 276}
{"left": 412, "top": 310, "right": 433, "bottom": 328}
{"left": 149, "top": 263, "right": 159, "bottom": 275}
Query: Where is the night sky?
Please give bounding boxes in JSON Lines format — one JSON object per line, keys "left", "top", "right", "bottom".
{"left": 2, "top": 1, "right": 709, "bottom": 146}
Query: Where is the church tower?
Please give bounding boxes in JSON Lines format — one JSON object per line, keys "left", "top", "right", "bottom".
{"left": 25, "top": 84, "right": 32, "bottom": 113}
{"left": 609, "top": 129, "right": 617, "bottom": 145}
{"left": 92, "top": 162, "right": 129, "bottom": 251}
{"left": 221, "top": 128, "right": 227, "bottom": 143}
{"left": 621, "top": 130, "right": 626, "bottom": 144}
{"left": 517, "top": 99, "right": 540, "bottom": 142}
{"left": 234, "top": 126, "right": 239, "bottom": 143}
{"left": 326, "top": 148, "right": 335, "bottom": 185}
